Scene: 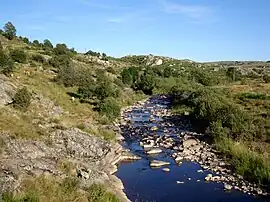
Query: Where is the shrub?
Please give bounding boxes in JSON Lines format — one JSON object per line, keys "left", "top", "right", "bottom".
{"left": 3, "top": 22, "right": 16, "bottom": 40}
{"left": 10, "top": 49, "right": 27, "bottom": 63}
{"left": 163, "top": 66, "right": 173, "bottom": 78}
{"left": 12, "top": 87, "right": 31, "bottom": 110}
{"left": 23, "top": 37, "right": 30, "bottom": 44}
{"left": 55, "top": 64, "right": 77, "bottom": 87}
{"left": 239, "top": 92, "right": 270, "bottom": 100}
{"left": 31, "top": 54, "right": 46, "bottom": 64}
{"left": 87, "top": 184, "right": 120, "bottom": 202}
{"left": 99, "top": 97, "right": 120, "bottom": 120}
{"left": 85, "top": 50, "right": 101, "bottom": 57}
{"left": 0, "top": 42, "right": 8, "bottom": 67}
{"left": 49, "top": 55, "right": 70, "bottom": 68}
{"left": 1, "top": 59, "right": 15, "bottom": 76}
{"left": 263, "top": 74, "right": 270, "bottom": 83}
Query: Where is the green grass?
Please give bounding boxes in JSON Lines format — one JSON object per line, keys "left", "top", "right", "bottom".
{"left": 215, "top": 138, "right": 270, "bottom": 184}
{"left": 1, "top": 176, "right": 120, "bottom": 202}
{"left": 238, "top": 92, "right": 270, "bottom": 100}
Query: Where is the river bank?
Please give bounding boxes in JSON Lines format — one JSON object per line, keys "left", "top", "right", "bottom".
{"left": 114, "top": 95, "right": 269, "bottom": 202}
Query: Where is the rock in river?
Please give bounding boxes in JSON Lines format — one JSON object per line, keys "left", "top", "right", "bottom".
{"left": 147, "top": 148, "right": 162, "bottom": 155}
{"left": 150, "top": 160, "right": 170, "bottom": 167}
{"left": 162, "top": 168, "right": 170, "bottom": 172}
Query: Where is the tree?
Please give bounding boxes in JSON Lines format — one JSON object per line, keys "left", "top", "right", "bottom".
{"left": 121, "top": 67, "right": 138, "bottom": 86}
{"left": 32, "top": 40, "right": 40, "bottom": 47}
{"left": 43, "top": 39, "right": 53, "bottom": 49}
{"left": 3, "top": 22, "right": 16, "bottom": 40}
{"left": 12, "top": 87, "right": 32, "bottom": 111}
{"left": 136, "top": 73, "right": 155, "bottom": 95}
{"left": 22, "top": 37, "right": 30, "bottom": 44}
{"left": 54, "top": 43, "right": 69, "bottom": 55}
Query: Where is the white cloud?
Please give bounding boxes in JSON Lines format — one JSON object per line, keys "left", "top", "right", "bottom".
{"left": 160, "top": 0, "right": 215, "bottom": 22}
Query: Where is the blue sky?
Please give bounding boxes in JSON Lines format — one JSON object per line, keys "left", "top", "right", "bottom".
{"left": 0, "top": 0, "right": 269, "bottom": 61}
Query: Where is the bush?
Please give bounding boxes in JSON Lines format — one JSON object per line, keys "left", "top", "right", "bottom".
{"left": 43, "top": 39, "right": 53, "bottom": 49}
{"left": 31, "top": 54, "right": 45, "bottom": 64}
{"left": 99, "top": 97, "right": 120, "bottom": 120}
{"left": 12, "top": 87, "right": 31, "bottom": 110}
{"left": 10, "top": 49, "right": 27, "bottom": 63}
{"left": 0, "top": 42, "right": 8, "bottom": 68}
{"left": 55, "top": 64, "right": 78, "bottom": 87}
{"left": 135, "top": 73, "right": 155, "bottom": 95}
{"left": 239, "top": 92, "right": 270, "bottom": 100}
{"left": 49, "top": 55, "right": 70, "bottom": 68}
{"left": 1, "top": 59, "right": 15, "bottom": 76}
{"left": 88, "top": 184, "right": 120, "bottom": 202}
{"left": 263, "top": 74, "right": 270, "bottom": 83}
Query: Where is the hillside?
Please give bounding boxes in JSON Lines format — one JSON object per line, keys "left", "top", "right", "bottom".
{"left": 1, "top": 21, "right": 270, "bottom": 201}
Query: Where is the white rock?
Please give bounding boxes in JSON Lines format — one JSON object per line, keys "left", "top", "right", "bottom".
{"left": 224, "top": 183, "right": 232, "bottom": 190}
{"left": 147, "top": 148, "right": 162, "bottom": 155}
{"left": 176, "top": 181, "right": 185, "bottom": 184}
{"left": 150, "top": 160, "right": 170, "bottom": 167}
{"left": 162, "top": 168, "right": 170, "bottom": 172}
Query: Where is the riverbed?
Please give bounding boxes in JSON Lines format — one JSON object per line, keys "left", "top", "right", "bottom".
{"left": 116, "top": 95, "right": 269, "bottom": 202}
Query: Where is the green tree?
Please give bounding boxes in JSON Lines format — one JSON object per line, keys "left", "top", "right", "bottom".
{"left": 55, "top": 64, "right": 77, "bottom": 87}
{"left": 12, "top": 87, "right": 32, "bottom": 111}
{"left": 43, "top": 39, "right": 53, "bottom": 49}
{"left": 136, "top": 73, "right": 155, "bottom": 95}
{"left": 54, "top": 43, "right": 69, "bottom": 55}
{"left": 3, "top": 22, "right": 16, "bottom": 40}
{"left": 1, "top": 59, "right": 15, "bottom": 76}
{"left": 49, "top": 55, "right": 70, "bottom": 68}
{"left": 10, "top": 49, "right": 27, "bottom": 63}
{"left": 32, "top": 40, "right": 40, "bottom": 47}
{"left": 121, "top": 67, "right": 138, "bottom": 86}
{"left": 23, "top": 37, "right": 30, "bottom": 44}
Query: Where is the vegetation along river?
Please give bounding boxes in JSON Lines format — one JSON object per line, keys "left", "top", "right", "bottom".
{"left": 116, "top": 95, "right": 269, "bottom": 202}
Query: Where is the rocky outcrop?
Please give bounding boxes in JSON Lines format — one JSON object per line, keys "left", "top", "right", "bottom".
{"left": 0, "top": 128, "right": 131, "bottom": 201}
{"left": 0, "top": 75, "right": 16, "bottom": 107}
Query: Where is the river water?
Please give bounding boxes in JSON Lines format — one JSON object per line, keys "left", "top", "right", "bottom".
{"left": 116, "top": 95, "right": 269, "bottom": 202}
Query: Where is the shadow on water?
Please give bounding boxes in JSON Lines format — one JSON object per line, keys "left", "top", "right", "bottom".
{"left": 116, "top": 95, "right": 270, "bottom": 202}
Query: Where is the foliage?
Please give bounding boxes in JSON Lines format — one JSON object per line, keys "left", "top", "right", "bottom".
{"left": 0, "top": 41, "right": 8, "bottom": 67}
{"left": 85, "top": 50, "right": 101, "bottom": 57}
{"left": 99, "top": 97, "right": 121, "bottom": 121}
{"left": 32, "top": 40, "right": 41, "bottom": 47}
{"left": 10, "top": 49, "right": 27, "bottom": 63}
{"left": 12, "top": 87, "right": 32, "bottom": 111}
{"left": 3, "top": 22, "right": 16, "bottom": 40}
{"left": 87, "top": 184, "right": 120, "bottom": 202}
{"left": 1, "top": 59, "right": 15, "bottom": 76}
{"left": 163, "top": 66, "right": 173, "bottom": 78}
{"left": 226, "top": 67, "right": 242, "bottom": 81}
{"left": 49, "top": 55, "right": 70, "bottom": 68}
{"left": 121, "top": 67, "right": 138, "bottom": 86}
{"left": 31, "top": 54, "right": 46, "bottom": 64}
{"left": 22, "top": 37, "right": 30, "bottom": 44}
{"left": 43, "top": 39, "right": 53, "bottom": 49}
{"left": 135, "top": 73, "right": 155, "bottom": 95}
{"left": 55, "top": 64, "right": 78, "bottom": 87}
{"left": 238, "top": 92, "right": 270, "bottom": 100}
{"left": 190, "top": 68, "right": 219, "bottom": 86}
{"left": 263, "top": 74, "right": 270, "bottom": 83}
{"left": 54, "top": 43, "right": 69, "bottom": 55}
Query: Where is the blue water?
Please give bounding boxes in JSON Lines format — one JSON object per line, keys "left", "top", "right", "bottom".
{"left": 116, "top": 96, "right": 269, "bottom": 202}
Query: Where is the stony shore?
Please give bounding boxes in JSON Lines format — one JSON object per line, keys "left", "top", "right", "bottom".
{"left": 117, "top": 96, "right": 269, "bottom": 198}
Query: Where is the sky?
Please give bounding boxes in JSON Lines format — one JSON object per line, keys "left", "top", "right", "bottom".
{"left": 0, "top": 0, "right": 269, "bottom": 62}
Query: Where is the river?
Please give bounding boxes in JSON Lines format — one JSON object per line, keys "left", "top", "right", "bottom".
{"left": 116, "top": 95, "right": 269, "bottom": 202}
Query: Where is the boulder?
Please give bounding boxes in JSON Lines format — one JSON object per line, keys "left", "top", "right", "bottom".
{"left": 162, "top": 168, "right": 170, "bottom": 172}
{"left": 150, "top": 160, "right": 170, "bottom": 167}
{"left": 147, "top": 148, "right": 162, "bottom": 155}
{"left": 182, "top": 138, "right": 199, "bottom": 148}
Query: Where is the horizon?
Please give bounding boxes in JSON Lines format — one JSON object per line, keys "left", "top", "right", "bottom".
{"left": 1, "top": 0, "right": 270, "bottom": 62}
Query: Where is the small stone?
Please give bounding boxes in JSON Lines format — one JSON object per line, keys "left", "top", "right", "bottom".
{"left": 162, "top": 168, "right": 170, "bottom": 172}
{"left": 224, "top": 183, "right": 232, "bottom": 190}
{"left": 177, "top": 181, "right": 184, "bottom": 184}
{"left": 197, "top": 170, "right": 203, "bottom": 173}
{"left": 187, "top": 178, "right": 191, "bottom": 181}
